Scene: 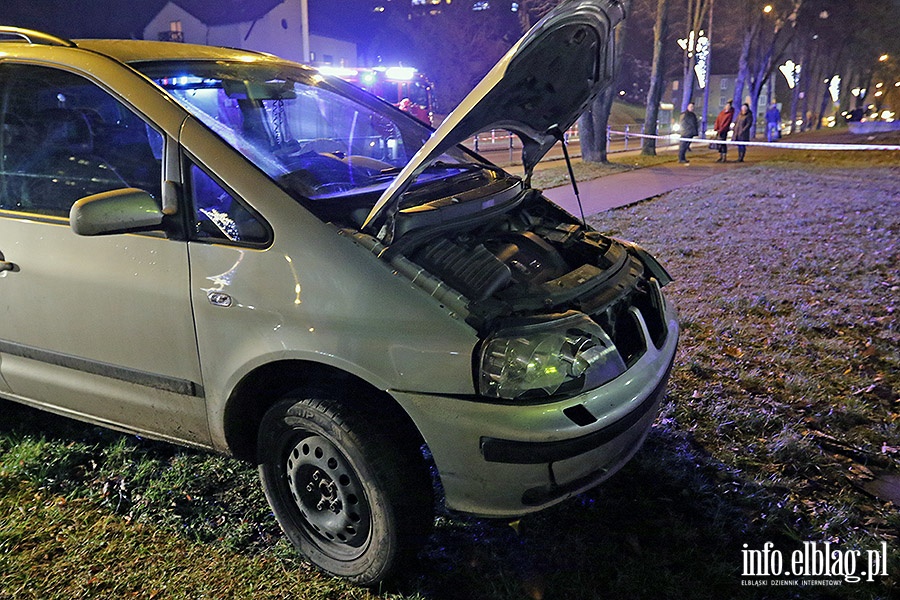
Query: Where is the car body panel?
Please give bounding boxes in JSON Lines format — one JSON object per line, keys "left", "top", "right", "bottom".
{"left": 0, "top": 44, "right": 211, "bottom": 444}
{"left": 0, "top": 215, "right": 210, "bottom": 444}
{"left": 177, "top": 116, "right": 480, "bottom": 449}
{"left": 187, "top": 233, "right": 482, "bottom": 453}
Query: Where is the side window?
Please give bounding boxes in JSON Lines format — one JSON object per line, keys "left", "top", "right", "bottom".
{"left": 0, "top": 64, "right": 162, "bottom": 217}
{"left": 189, "top": 163, "right": 268, "bottom": 244}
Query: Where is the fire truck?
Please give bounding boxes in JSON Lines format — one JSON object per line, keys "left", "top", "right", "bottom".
{"left": 318, "top": 65, "right": 436, "bottom": 125}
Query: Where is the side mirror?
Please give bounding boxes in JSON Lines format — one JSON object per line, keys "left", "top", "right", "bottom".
{"left": 70, "top": 188, "right": 165, "bottom": 236}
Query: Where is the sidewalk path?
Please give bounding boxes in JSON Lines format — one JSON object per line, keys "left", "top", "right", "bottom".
{"left": 534, "top": 128, "right": 892, "bottom": 217}
{"left": 543, "top": 160, "right": 738, "bottom": 216}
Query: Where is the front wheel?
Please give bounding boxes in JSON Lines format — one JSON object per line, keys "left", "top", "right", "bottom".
{"left": 257, "top": 396, "right": 433, "bottom": 584}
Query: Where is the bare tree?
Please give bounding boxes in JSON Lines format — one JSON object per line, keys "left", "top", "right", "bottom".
{"left": 642, "top": 0, "right": 671, "bottom": 155}
{"left": 742, "top": 1, "right": 800, "bottom": 119}
{"left": 731, "top": 1, "right": 770, "bottom": 108}
{"left": 785, "top": 1, "right": 841, "bottom": 131}
{"left": 823, "top": 0, "right": 900, "bottom": 121}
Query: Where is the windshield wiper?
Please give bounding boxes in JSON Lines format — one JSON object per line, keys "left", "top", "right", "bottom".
{"left": 366, "top": 161, "right": 484, "bottom": 184}
{"left": 427, "top": 160, "right": 485, "bottom": 171}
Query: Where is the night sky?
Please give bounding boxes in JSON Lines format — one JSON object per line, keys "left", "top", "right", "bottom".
{"left": 0, "top": 1, "right": 168, "bottom": 38}
{"left": 0, "top": 1, "right": 382, "bottom": 41}
{"left": 0, "top": 1, "right": 721, "bottom": 104}
{"left": 0, "top": 1, "right": 659, "bottom": 77}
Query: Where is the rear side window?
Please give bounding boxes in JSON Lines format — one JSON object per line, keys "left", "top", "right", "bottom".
{"left": 0, "top": 64, "right": 162, "bottom": 218}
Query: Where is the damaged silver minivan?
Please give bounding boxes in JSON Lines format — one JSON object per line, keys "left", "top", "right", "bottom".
{"left": 0, "top": 0, "right": 676, "bottom": 584}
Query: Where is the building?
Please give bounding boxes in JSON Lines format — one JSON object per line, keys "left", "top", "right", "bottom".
{"left": 408, "top": 0, "right": 521, "bottom": 17}
{"left": 143, "top": 0, "right": 356, "bottom": 68}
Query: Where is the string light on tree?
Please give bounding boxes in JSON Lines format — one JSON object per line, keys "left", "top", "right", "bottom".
{"left": 694, "top": 35, "right": 710, "bottom": 89}
{"left": 677, "top": 30, "right": 710, "bottom": 89}
{"left": 828, "top": 75, "right": 840, "bottom": 103}
{"left": 779, "top": 60, "right": 801, "bottom": 89}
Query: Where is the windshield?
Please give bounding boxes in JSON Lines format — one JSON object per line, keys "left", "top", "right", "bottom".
{"left": 134, "top": 61, "right": 481, "bottom": 213}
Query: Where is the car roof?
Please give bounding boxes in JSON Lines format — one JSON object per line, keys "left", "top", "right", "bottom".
{"left": 72, "top": 38, "right": 280, "bottom": 66}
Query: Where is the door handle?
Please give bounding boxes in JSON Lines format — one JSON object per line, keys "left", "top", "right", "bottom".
{"left": 0, "top": 250, "right": 19, "bottom": 273}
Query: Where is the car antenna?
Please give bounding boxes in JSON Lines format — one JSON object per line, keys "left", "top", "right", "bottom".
{"left": 551, "top": 125, "right": 586, "bottom": 230}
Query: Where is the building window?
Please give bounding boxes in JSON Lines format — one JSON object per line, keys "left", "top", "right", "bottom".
{"left": 159, "top": 20, "right": 183, "bottom": 43}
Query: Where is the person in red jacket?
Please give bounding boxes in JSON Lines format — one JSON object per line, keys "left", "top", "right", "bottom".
{"left": 713, "top": 100, "right": 735, "bottom": 162}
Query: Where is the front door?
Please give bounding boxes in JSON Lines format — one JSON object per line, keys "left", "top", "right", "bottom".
{"left": 0, "top": 63, "right": 209, "bottom": 445}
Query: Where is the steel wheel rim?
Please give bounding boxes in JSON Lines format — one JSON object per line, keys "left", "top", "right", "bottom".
{"left": 285, "top": 434, "right": 371, "bottom": 555}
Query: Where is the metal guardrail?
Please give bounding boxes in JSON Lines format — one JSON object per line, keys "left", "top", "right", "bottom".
{"left": 605, "top": 124, "right": 680, "bottom": 152}
{"left": 464, "top": 123, "right": 899, "bottom": 167}
{"left": 463, "top": 124, "right": 680, "bottom": 165}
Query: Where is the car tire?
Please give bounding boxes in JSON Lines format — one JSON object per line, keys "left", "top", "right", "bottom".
{"left": 257, "top": 395, "right": 433, "bottom": 584}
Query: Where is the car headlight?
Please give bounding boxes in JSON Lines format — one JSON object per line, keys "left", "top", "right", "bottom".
{"left": 478, "top": 312, "right": 627, "bottom": 400}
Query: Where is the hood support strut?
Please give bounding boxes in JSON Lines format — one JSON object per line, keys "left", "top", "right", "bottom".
{"left": 551, "top": 125, "right": 586, "bottom": 230}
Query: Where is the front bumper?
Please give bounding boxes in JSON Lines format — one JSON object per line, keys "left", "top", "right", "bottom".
{"left": 393, "top": 300, "right": 679, "bottom": 518}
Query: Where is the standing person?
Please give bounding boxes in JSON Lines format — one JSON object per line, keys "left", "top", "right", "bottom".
{"left": 678, "top": 101, "right": 699, "bottom": 164}
{"left": 713, "top": 100, "right": 734, "bottom": 162}
{"left": 765, "top": 101, "right": 780, "bottom": 142}
{"left": 733, "top": 103, "right": 754, "bottom": 162}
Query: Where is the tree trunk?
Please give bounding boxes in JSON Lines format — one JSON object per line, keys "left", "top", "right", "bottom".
{"left": 798, "top": 39, "right": 821, "bottom": 131}
{"left": 814, "top": 43, "right": 845, "bottom": 129}
{"left": 579, "top": 93, "right": 611, "bottom": 163}
{"left": 642, "top": 0, "right": 670, "bottom": 156}
{"left": 580, "top": 7, "right": 628, "bottom": 163}
{"left": 788, "top": 41, "right": 808, "bottom": 134}
{"left": 680, "top": 59, "right": 696, "bottom": 112}
{"left": 732, "top": 12, "right": 762, "bottom": 108}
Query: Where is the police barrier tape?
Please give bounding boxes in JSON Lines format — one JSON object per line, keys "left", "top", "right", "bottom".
{"left": 608, "top": 130, "right": 900, "bottom": 152}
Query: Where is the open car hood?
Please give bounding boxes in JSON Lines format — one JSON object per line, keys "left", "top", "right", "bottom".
{"left": 363, "top": 0, "right": 626, "bottom": 233}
